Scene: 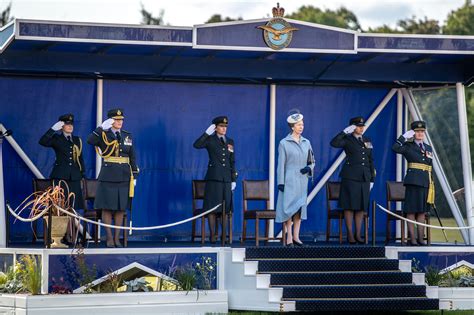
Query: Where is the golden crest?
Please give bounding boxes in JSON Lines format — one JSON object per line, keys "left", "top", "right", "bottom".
{"left": 257, "top": 4, "right": 298, "bottom": 50}
{"left": 117, "top": 110, "right": 122, "bottom": 116}
{"left": 223, "top": 118, "right": 228, "bottom": 123}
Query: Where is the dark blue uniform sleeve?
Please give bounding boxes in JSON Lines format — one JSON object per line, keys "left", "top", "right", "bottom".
{"left": 330, "top": 131, "right": 347, "bottom": 148}
{"left": 193, "top": 133, "right": 210, "bottom": 149}
{"left": 39, "top": 128, "right": 57, "bottom": 147}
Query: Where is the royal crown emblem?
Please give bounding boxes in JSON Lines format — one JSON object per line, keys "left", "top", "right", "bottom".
{"left": 258, "top": 3, "right": 298, "bottom": 50}
{"left": 117, "top": 110, "right": 122, "bottom": 116}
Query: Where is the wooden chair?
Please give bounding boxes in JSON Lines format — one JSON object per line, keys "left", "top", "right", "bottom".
{"left": 241, "top": 180, "right": 279, "bottom": 247}
{"left": 385, "top": 181, "right": 406, "bottom": 244}
{"left": 326, "top": 182, "right": 344, "bottom": 244}
{"left": 326, "top": 181, "right": 369, "bottom": 244}
{"left": 191, "top": 180, "right": 232, "bottom": 245}
{"left": 385, "top": 181, "right": 431, "bottom": 245}
{"left": 82, "top": 179, "right": 128, "bottom": 247}
{"left": 31, "top": 178, "right": 54, "bottom": 245}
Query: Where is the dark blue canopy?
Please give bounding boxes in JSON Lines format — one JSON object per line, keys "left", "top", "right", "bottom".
{"left": 0, "top": 18, "right": 473, "bottom": 85}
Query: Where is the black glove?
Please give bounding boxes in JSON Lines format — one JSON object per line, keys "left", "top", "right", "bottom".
{"left": 278, "top": 184, "right": 284, "bottom": 192}
{"left": 300, "top": 166, "right": 311, "bottom": 174}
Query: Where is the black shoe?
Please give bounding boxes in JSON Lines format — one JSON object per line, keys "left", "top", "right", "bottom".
{"left": 286, "top": 243, "right": 294, "bottom": 247}
{"left": 294, "top": 240, "right": 304, "bottom": 247}
{"left": 408, "top": 241, "right": 419, "bottom": 246}
{"left": 106, "top": 242, "right": 115, "bottom": 248}
{"left": 417, "top": 240, "right": 427, "bottom": 246}
{"left": 115, "top": 240, "right": 123, "bottom": 248}
{"left": 356, "top": 238, "right": 365, "bottom": 244}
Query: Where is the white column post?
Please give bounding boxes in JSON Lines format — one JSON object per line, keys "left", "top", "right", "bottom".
{"left": 95, "top": 78, "right": 103, "bottom": 178}
{"left": 395, "top": 89, "right": 404, "bottom": 239}
{"left": 456, "top": 83, "right": 474, "bottom": 244}
{"left": 0, "top": 136, "right": 6, "bottom": 247}
{"left": 402, "top": 88, "right": 469, "bottom": 243}
{"left": 268, "top": 84, "right": 276, "bottom": 238}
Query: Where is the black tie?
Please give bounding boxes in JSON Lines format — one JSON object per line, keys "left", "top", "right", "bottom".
{"left": 419, "top": 143, "right": 424, "bottom": 151}
{"left": 358, "top": 137, "right": 364, "bottom": 145}
{"left": 67, "top": 136, "right": 72, "bottom": 143}
{"left": 115, "top": 132, "right": 121, "bottom": 142}
{"left": 220, "top": 137, "right": 226, "bottom": 145}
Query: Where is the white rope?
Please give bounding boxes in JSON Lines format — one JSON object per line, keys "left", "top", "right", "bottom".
{"left": 7, "top": 203, "right": 221, "bottom": 231}
{"left": 377, "top": 203, "right": 474, "bottom": 230}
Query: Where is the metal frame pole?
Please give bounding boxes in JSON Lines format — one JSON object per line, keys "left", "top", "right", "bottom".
{"left": 456, "top": 83, "right": 474, "bottom": 243}
{"left": 95, "top": 78, "right": 103, "bottom": 179}
{"left": 395, "top": 90, "right": 404, "bottom": 239}
{"left": 402, "top": 88, "right": 469, "bottom": 243}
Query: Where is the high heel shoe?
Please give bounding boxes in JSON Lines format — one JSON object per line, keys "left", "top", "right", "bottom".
{"left": 294, "top": 240, "right": 304, "bottom": 247}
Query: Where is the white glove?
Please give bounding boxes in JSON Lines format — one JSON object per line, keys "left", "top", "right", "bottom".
{"left": 133, "top": 179, "right": 137, "bottom": 187}
{"left": 402, "top": 130, "right": 415, "bottom": 139}
{"left": 231, "top": 182, "right": 236, "bottom": 191}
{"left": 51, "top": 121, "right": 64, "bottom": 131}
{"left": 343, "top": 125, "right": 356, "bottom": 134}
{"left": 205, "top": 124, "right": 216, "bottom": 135}
{"left": 101, "top": 118, "right": 114, "bottom": 130}
{"left": 370, "top": 182, "right": 374, "bottom": 191}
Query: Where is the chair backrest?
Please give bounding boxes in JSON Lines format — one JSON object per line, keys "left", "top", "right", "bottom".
{"left": 386, "top": 181, "right": 405, "bottom": 203}
{"left": 242, "top": 180, "right": 270, "bottom": 212}
{"left": 326, "top": 181, "right": 341, "bottom": 213}
{"left": 84, "top": 179, "right": 98, "bottom": 200}
{"left": 32, "top": 178, "right": 54, "bottom": 193}
{"left": 192, "top": 180, "right": 206, "bottom": 211}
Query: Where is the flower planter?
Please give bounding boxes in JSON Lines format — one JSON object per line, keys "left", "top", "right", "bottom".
{"left": 0, "top": 290, "right": 228, "bottom": 314}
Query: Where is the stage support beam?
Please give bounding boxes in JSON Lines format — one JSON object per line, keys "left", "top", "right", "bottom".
{"left": 306, "top": 88, "right": 397, "bottom": 205}
{"left": 402, "top": 88, "right": 469, "bottom": 244}
{"left": 395, "top": 89, "right": 404, "bottom": 239}
{"left": 456, "top": 83, "right": 474, "bottom": 244}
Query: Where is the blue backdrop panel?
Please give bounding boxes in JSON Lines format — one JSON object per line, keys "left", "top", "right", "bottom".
{"left": 103, "top": 80, "right": 270, "bottom": 240}
{"left": 276, "top": 86, "right": 397, "bottom": 238}
{"left": 0, "top": 76, "right": 96, "bottom": 239}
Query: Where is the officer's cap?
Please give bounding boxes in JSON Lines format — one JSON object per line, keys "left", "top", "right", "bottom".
{"left": 212, "top": 116, "right": 228, "bottom": 126}
{"left": 411, "top": 120, "right": 426, "bottom": 131}
{"left": 58, "top": 113, "right": 74, "bottom": 125}
{"left": 107, "top": 108, "right": 124, "bottom": 120}
{"left": 350, "top": 116, "right": 366, "bottom": 127}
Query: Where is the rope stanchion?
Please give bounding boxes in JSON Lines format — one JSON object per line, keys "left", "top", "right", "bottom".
{"left": 7, "top": 203, "right": 221, "bottom": 231}
{"left": 377, "top": 203, "right": 474, "bottom": 230}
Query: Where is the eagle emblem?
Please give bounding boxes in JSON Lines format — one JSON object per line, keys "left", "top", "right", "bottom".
{"left": 258, "top": 3, "right": 298, "bottom": 50}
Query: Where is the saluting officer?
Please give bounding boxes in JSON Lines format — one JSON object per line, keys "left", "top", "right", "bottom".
{"left": 392, "top": 121, "right": 433, "bottom": 246}
{"left": 330, "top": 116, "right": 376, "bottom": 244}
{"left": 193, "top": 116, "right": 237, "bottom": 243}
{"left": 39, "top": 114, "right": 85, "bottom": 210}
{"left": 87, "top": 109, "right": 139, "bottom": 248}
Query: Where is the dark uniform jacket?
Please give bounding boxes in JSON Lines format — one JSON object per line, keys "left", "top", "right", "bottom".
{"left": 39, "top": 128, "right": 85, "bottom": 180}
{"left": 392, "top": 136, "right": 433, "bottom": 188}
{"left": 87, "top": 127, "right": 139, "bottom": 182}
{"left": 330, "top": 132, "right": 376, "bottom": 182}
{"left": 193, "top": 133, "right": 237, "bottom": 183}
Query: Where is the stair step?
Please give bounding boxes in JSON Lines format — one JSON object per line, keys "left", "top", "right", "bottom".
{"left": 281, "top": 284, "right": 426, "bottom": 299}
{"left": 294, "top": 298, "right": 439, "bottom": 311}
{"left": 257, "top": 259, "right": 400, "bottom": 272}
{"left": 245, "top": 246, "right": 386, "bottom": 259}
{"left": 270, "top": 271, "right": 413, "bottom": 286}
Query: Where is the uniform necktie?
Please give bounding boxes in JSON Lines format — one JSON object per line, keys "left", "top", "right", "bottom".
{"left": 220, "top": 137, "right": 226, "bottom": 145}
{"left": 419, "top": 142, "right": 424, "bottom": 151}
{"left": 67, "top": 135, "right": 72, "bottom": 143}
{"left": 115, "top": 131, "right": 121, "bottom": 142}
{"left": 358, "top": 137, "right": 364, "bottom": 145}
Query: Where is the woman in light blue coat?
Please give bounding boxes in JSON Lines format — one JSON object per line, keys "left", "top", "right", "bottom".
{"left": 276, "top": 112, "right": 315, "bottom": 246}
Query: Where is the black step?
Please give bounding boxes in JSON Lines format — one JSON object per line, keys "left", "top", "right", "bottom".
{"left": 295, "top": 298, "right": 439, "bottom": 311}
{"left": 270, "top": 271, "right": 413, "bottom": 286}
{"left": 246, "top": 246, "right": 386, "bottom": 259}
{"left": 258, "top": 259, "right": 400, "bottom": 272}
{"left": 282, "top": 284, "right": 426, "bottom": 299}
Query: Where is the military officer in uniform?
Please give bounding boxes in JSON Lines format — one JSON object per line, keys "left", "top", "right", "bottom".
{"left": 392, "top": 121, "right": 433, "bottom": 246}
{"left": 193, "top": 116, "right": 237, "bottom": 243}
{"left": 87, "top": 109, "right": 139, "bottom": 248}
{"left": 39, "top": 113, "right": 85, "bottom": 210}
{"left": 330, "top": 116, "right": 376, "bottom": 244}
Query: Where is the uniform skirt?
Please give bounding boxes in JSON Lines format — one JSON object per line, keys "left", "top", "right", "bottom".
{"left": 338, "top": 179, "right": 370, "bottom": 211}
{"left": 403, "top": 184, "right": 429, "bottom": 214}
{"left": 53, "top": 179, "right": 84, "bottom": 210}
{"left": 203, "top": 180, "right": 233, "bottom": 214}
{"left": 94, "top": 181, "right": 130, "bottom": 211}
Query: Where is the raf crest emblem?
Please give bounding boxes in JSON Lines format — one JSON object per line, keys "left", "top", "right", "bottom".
{"left": 258, "top": 3, "right": 298, "bottom": 50}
